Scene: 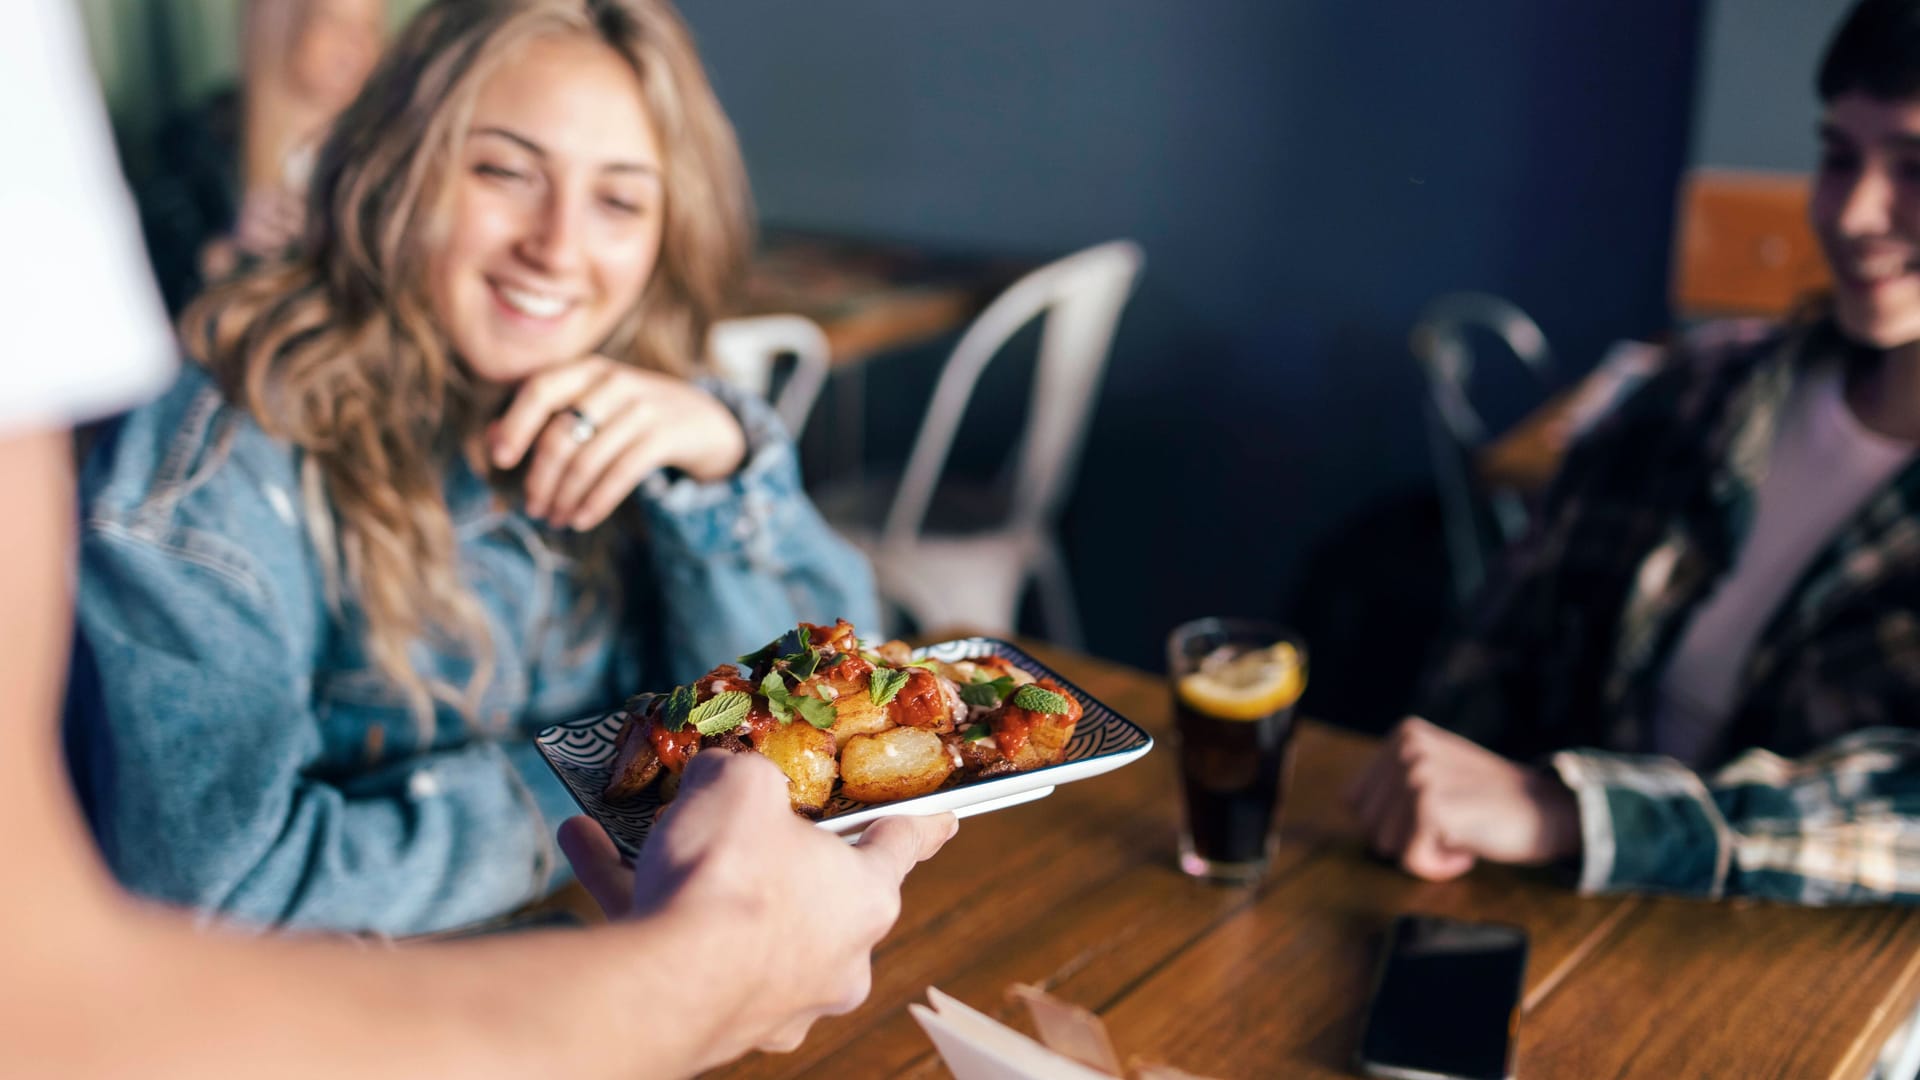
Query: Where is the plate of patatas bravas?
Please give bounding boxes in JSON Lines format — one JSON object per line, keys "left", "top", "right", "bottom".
{"left": 535, "top": 620, "right": 1154, "bottom": 853}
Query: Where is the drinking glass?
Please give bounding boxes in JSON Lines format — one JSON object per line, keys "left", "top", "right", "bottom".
{"left": 1167, "top": 617, "right": 1307, "bottom": 883}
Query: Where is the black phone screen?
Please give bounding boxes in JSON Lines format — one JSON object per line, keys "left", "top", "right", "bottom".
{"left": 1357, "top": 915, "right": 1528, "bottom": 1080}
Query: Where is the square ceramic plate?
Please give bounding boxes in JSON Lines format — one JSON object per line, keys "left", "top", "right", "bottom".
{"left": 534, "top": 637, "right": 1155, "bottom": 855}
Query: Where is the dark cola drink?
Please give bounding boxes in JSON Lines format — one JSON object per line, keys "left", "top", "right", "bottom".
{"left": 1175, "top": 698, "right": 1293, "bottom": 874}
{"left": 1166, "top": 619, "right": 1306, "bottom": 883}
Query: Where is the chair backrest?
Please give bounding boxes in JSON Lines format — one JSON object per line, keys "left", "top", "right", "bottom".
{"left": 706, "top": 314, "right": 832, "bottom": 435}
{"left": 1671, "top": 168, "right": 1826, "bottom": 321}
{"left": 880, "top": 240, "right": 1144, "bottom": 547}
{"left": 1409, "top": 292, "right": 1553, "bottom": 605}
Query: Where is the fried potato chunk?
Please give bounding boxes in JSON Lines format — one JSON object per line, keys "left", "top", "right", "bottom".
{"left": 603, "top": 712, "right": 662, "bottom": 800}
{"left": 805, "top": 652, "right": 893, "bottom": 751}
{"left": 801, "top": 618, "right": 859, "bottom": 655}
{"left": 940, "top": 654, "right": 1034, "bottom": 689}
{"left": 829, "top": 696, "right": 893, "bottom": 750}
{"left": 992, "top": 678, "right": 1084, "bottom": 771}
{"left": 873, "top": 638, "right": 914, "bottom": 666}
{"left": 887, "top": 667, "right": 957, "bottom": 733}
{"left": 752, "top": 719, "right": 839, "bottom": 816}
{"left": 839, "top": 726, "right": 955, "bottom": 802}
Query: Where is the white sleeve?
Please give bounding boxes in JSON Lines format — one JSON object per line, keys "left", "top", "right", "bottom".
{"left": 0, "top": 0, "right": 176, "bottom": 435}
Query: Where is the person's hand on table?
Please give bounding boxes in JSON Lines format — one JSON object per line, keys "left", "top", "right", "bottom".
{"left": 488, "top": 355, "right": 748, "bottom": 532}
{"left": 557, "top": 751, "right": 957, "bottom": 1061}
{"left": 1345, "top": 717, "right": 1580, "bottom": 882}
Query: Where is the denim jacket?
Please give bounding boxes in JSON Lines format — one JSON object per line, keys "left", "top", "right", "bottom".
{"left": 71, "top": 363, "right": 877, "bottom": 935}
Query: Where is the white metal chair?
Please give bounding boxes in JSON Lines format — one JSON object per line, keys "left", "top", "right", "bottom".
{"left": 1409, "top": 292, "right": 1554, "bottom": 606}
{"left": 706, "top": 314, "right": 832, "bottom": 435}
{"left": 819, "top": 240, "right": 1145, "bottom": 647}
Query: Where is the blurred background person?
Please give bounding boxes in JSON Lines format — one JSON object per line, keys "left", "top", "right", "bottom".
{"left": 139, "top": 0, "right": 386, "bottom": 312}
{"left": 1352, "top": 0, "right": 1920, "bottom": 906}
{"left": 72, "top": 0, "right": 875, "bottom": 936}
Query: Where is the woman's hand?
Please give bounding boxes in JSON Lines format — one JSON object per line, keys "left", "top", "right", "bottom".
{"left": 1345, "top": 717, "right": 1581, "bottom": 882}
{"left": 488, "top": 355, "right": 748, "bottom": 531}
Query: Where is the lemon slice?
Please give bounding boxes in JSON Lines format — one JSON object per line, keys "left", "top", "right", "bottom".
{"left": 1176, "top": 641, "right": 1305, "bottom": 721}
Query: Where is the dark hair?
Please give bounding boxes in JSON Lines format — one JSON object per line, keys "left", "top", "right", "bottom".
{"left": 1819, "top": 0, "right": 1920, "bottom": 102}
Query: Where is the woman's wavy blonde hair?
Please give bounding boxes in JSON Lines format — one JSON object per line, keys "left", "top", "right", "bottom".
{"left": 184, "top": 0, "right": 752, "bottom": 728}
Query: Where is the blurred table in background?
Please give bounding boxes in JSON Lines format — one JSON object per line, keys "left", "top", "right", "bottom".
{"left": 737, "top": 228, "right": 1038, "bottom": 480}
{"left": 740, "top": 227, "right": 1036, "bottom": 367}
{"left": 533, "top": 639, "right": 1920, "bottom": 1078}
{"left": 1477, "top": 387, "right": 1579, "bottom": 496}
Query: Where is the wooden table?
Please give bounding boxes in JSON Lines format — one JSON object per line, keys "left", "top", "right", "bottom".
{"left": 741, "top": 228, "right": 1034, "bottom": 367}
{"left": 1476, "top": 388, "right": 1578, "bottom": 496}
{"left": 1476, "top": 340, "right": 1673, "bottom": 498}
{"left": 735, "top": 228, "right": 1036, "bottom": 478}
{"left": 551, "top": 642, "right": 1920, "bottom": 1078}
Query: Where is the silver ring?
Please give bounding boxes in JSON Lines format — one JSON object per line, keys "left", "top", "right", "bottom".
{"left": 564, "top": 406, "right": 598, "bottom": 446}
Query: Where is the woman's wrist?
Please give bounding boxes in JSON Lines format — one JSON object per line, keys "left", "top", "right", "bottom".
{"left": 677, "top": 394, "right": 748, "bottom": 484}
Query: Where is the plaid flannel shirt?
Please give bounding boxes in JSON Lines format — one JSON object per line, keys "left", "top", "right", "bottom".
{"left": 1424, "top": 316, "right": 1920, "bottom": 904}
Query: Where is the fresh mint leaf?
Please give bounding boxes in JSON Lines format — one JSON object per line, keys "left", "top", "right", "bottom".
{"left": 793, "top": 693, "right": 837, "bottom": 730}
{"left": 783, "top": 646, "right": 821, "bottom": 681}
{"left": 762, "top": 671, "right": 835, "bottom": 728}
{"left": 960, "top": 675, "right": 1014, "bottom": 708}
{"left": 1011, "top": 684, "right": 1072, "bottom": 715}
{"left": 761, "top": 671, "right": 795, "bottom": 723}
{"left": 869, "top": 667, "right": 911, "bottom": 708}
{"left": 961, "top": 722, "right": 992, "bottom": 742}
{"left": 744, "top": 626, "right": 811, "bottom": 668}
{"left": 797, "top": 624, "right": 812, "bottom": 650}
{"left": 689, "top": 690, "right": 752, "bottom": 736}
{"left": 662, "top": 685, "right": 697, "bottom": 731}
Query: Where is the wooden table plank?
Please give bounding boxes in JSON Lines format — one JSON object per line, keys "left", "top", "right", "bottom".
{"left": 1476, "top": 387, "right": 1576, "bottom": 495}
{"left": 1521, "top": 896, "right": 1920, "bottom": 1079}
{"left": 1082, "top": 860, "right": 1633, "bottom": 1080}
{"left": 740, "top": 229, "right": 1032, "bottom": 367}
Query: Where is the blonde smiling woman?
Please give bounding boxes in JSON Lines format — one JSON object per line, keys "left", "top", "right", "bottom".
{"left": 72, "top": 0, "right": 878, "bottom": 936}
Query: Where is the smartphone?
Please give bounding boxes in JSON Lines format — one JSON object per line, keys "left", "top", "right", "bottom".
{"left": 1355, "top": 914, "right": 1528, "bottom": 1080}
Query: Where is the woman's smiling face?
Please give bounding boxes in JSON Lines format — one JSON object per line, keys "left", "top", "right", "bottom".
{"left": 427, "top": 32, "right": 666, "bottom": 385}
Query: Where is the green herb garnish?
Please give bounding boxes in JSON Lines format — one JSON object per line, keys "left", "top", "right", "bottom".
{"left": 784, "top": 646, "right": 821, "bottom": 681}
{"left": 960, "top": 674, "right": 1015, "bottom": 708}
{"left": 793, "top": 695, "right": 837, "bottom": 729}
{"left": 739, "top": 625, "right": 812, "bottom": 668}
{"left": 869, "top": 667, "right": 911, "bottom": 707}
{"left": 661, "top": 685, "right": 697, "bottom": 731}
{"left": 689, "top": 690, "right": 753, "bottom": 736}
{"left": 1011, "top": 684, "right": 1073, "bottom": 715}
{"left": 961, "top": 722, "right": 993, "bottom": 742}
{"left": 760, "top": 671, "right": 795, "bottom": 723}
{"left": 761, "top": 670, "right": 838, "bottom": 730}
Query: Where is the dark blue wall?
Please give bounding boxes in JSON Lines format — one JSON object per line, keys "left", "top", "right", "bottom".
{"left": 683, "top": 1, "right": 1705, "bottom": 669}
